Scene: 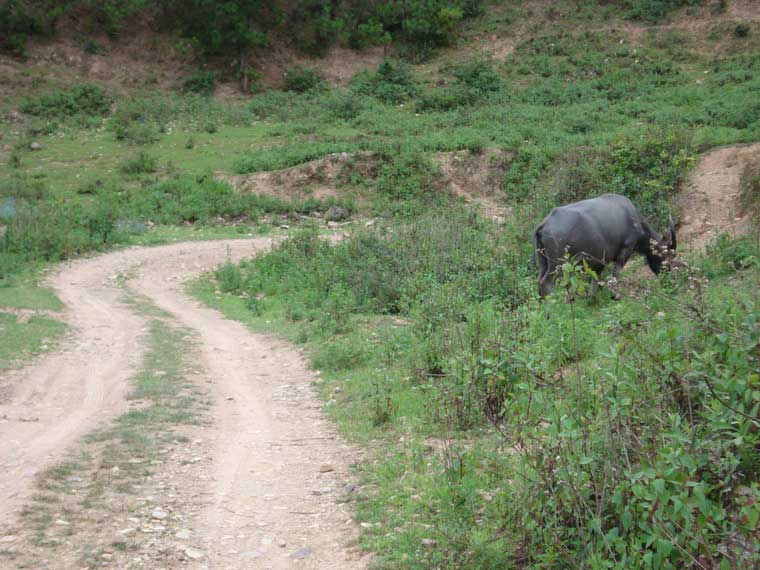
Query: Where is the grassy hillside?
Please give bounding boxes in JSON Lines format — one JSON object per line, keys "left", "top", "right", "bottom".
{"left": 1, "top": 0, "right": 759, "bottom": 567}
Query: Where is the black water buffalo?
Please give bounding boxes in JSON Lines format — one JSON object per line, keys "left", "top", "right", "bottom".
{"left": 533, "top": 193, "right": 676, "bottom": 297}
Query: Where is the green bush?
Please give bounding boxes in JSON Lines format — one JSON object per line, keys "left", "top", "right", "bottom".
{"left": 451, "top": 58, "right": 502, "bottom": 95}
{"left": 352, "top": 59, "right": 417, "bottom": 104}
{"left": 416, "top": 84, "right": 477, "bottom": 112}
{"left": 114, "top": 122, "right": 161, "bottom": 145}
{"left": 734, "top": 23, "right": 750, "bottom": 38}
{"left": 1, "top": 196, "right": 124, "bottom": 270}
{"left": 110, "top": 93, "right": 177, "bottom": 143}
{"left": 396, "top": 0, "right": 464, "bottom": 60}
{"left": 624, "top": 0, "right": 705, "bottom": 23}
{"left": 182, "top": 70, "right": 216, "bottom": 95}
{"left": 20, "top": 83, "right": 111, "bottom": 118}
{"left": 415, "top": 57, "right": 507, "bottom": 111}
{"left": 122, "top": 176, "right": 351, "bottom": 226}
{"left": 534, "top": 129, "right": 694, "bottom": 227}
{"left": 215, "top": 262, "right": 245, "bottom": 293}
{"left": 372, "top": 147, "right": 445, "bottom": 216}
{"left": 326, "top": 91, "right": 368, "bottom": 120}
{"left": 283, "top": 66, "right": 324, "bottom": 93}
{"left": 347, "top": 18, "right": 390, "bottom": 50}
{"left": 0, "top": 0, "right": 41, "bottom": 55}
{"left": 703, "top": 233, "right": 759, "bottom": 276}
{"left": 740, "top": 162, "right": 760, "bottom": 222}
{"left": 120, "top": 151, "right": 158, "bottom": 175}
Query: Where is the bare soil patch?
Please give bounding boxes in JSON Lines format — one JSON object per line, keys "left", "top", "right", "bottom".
{"left": 677, "top": 143, "right": 760, "bottom": 251}
{"left": 221, "top": 151, "right": 376, "bottom": 203}
{"left": 432, "top": 148, "right": 513, "bottom": 221}
{"left": 256, "top": 43, "right": 386, "bottom": 89}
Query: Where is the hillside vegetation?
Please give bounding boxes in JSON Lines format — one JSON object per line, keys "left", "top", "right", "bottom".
{"left": 1, "top": 0, "right": 759, "bottom": 568}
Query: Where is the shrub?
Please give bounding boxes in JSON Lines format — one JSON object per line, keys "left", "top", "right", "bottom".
{"left": 347, "top": 18, "right": 390, "bottom": 50}
{"left": 114, "top": 122, "right": 161, "bottom": 145}
{"left": 182, "top": 70, "right": 216, "bottom": 95}
{"left": 110, "top": 93, "right": 178, "bottom": 143}
{"left": 451, "top": 58, "right": 502, "bottom": 95}
{"left": 215, "top": 262, "right": 245, "bottom": 293}
{"left": 1, "top": 197, "right": 123, "bottom": 269}
{"left": 290, "top": 3, "right": 344, "bottom": 56}
{"left": 0, "top": 0, "right": 41, "bottom": 55}
{"left": 705, "top": 99, "right": 760, "bottom": 129}
{"left": 624, "top": 0, "right": 705, "bottom": 23}
{"left": 703, "top": 233, "right": 759, "bottom": 276}
{"left": 283, "top": 66, "right": 323, "bottom": 93}
{"left": 397, "top": 0, "right": 464, "bottom": 60}
{"left": 120, "top": 151, "right": 158, "bottom": 175}
{"left": 416, "top": 57, "right": 503, "bottom": 112}
{"left": 740, "top": 162, "right": 760, "bottom": 222}
{"left": 0, "top": 174, "right": 49, "bottom": 202}
{"left": 540, "top": 129, "right": 693, "bottom": 227}
{"left": 735, "top": 23, "right": 750, "bottom": 38}
{"left": 373, "top": 147, "right": 444, "bottom": 216}
{"left": 83, "top": 37, "right": 106, "bottom": 55}
{"left": 351, "top": 59, "right": 417, "bottom": 104}
{"left": 20, "top": 83, "right": 111, "bottom": 118}
{"left": 326, "top": 91, "right": 367, "bottom": 120}
{"left": 416, "top": 84, "right": 477, "bottom": 112}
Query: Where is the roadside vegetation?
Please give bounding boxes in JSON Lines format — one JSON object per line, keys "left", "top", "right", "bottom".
{"left": 197, "top": 211, "right": 759, "bottom": 568}
{"left": 1, "top": 0, "right": 759, "bottom": 567}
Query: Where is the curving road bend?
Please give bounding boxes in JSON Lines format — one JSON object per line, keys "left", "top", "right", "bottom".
{"left": 0, "top": 238, "right": 364, "bottom": 569}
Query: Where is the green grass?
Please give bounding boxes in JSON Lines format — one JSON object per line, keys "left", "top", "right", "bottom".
{"left": 0, "top": 312, "right": 66, "bottom": 371}
{"left": 0, "top": 270, "right": 63, "bottom": 310}
{"left": 0, "top": 268, "right": 64, "bottom": 371}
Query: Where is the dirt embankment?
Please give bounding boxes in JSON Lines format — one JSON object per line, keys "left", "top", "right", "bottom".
{"left": 0, "top": 240, "right": 366, "bottom": 569}
{"left": 223, "top": 148, "right": 513, "bottom": 220}
{"left": 677, "top": 143, "right": 760, "bottom": 251}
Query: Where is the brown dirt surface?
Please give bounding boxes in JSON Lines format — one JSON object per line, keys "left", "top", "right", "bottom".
{"left": 221, "top": 152, "right": 376, "bottom": 202}
{"left": 432, "top": 148, "right": 513, "bottom": 221}
{"left": 677, "top": 143, "right": 760, "bottom": 251}
{"left": 0, "top": 239, "right": 366, "bottom": 569}
{"left": 256, "top": 44, "right": 386, "bottom": 89}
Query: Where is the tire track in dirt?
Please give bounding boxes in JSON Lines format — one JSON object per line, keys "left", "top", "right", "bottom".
{"left": 0, "top": 253, "right": 145, "bottom": 526}
{"left": 0, "top": 238, "right": 365, "bottom": 569}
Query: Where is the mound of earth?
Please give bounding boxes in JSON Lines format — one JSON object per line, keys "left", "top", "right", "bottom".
{"left": 677, "top": 143, "right": 760, "bottom": 251}
{"left": 221, "top": 148, "right": 513, "bottom": 220}
{"left": 220, "top": 152, "right": 377, "bottom": 203}
{"left": 432, "top": 148, "right": 513, "bottom": 221}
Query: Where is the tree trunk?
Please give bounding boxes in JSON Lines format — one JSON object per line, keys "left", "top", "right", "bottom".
{"left": 240, "top": 51, "right": 249, "bottom": 93}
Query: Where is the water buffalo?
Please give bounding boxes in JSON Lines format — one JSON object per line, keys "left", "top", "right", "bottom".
{"left": 533, "top": 193, "right": 676, "bottom": 297}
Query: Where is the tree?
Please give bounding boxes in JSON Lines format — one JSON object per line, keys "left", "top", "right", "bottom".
{"left": 178, "top": 0, "right": 270, "bottom": 93}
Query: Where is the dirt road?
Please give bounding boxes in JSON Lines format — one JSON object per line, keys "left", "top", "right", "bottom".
{"left": 0, "top": 239, "right": 364, "bottom": 569}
